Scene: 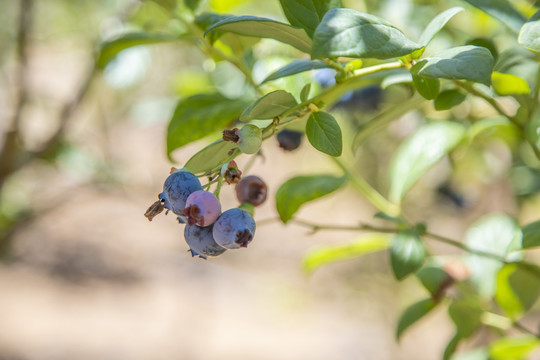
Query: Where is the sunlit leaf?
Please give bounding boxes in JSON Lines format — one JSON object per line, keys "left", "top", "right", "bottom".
{"left": 411, "top": 46, "right": 494, "bottom": 86}
{"left": 489, "top": 336, "right": 540, "bottom": 360}
{"left": 303, "top": 234, "right": 390, "bottom": 273}
{"left": 276, "top": 175, "right": 347, "bottom": 223}
{"left": 496, "top": 263, "right": 540, "bottom": 320}
{"left": 463, "top": 0, "right": 525, "bottom": 34}
{"left": 204, "top": 15, "right": 312, "bottom": 53}
{"left": 240, "top": 90, "right": 297, "bottom": 121}
{"left": 312, "top": 8, "right": 421, "bottom": 59}
{"left": 491, "top": 72, "right": 530, "bottom": 95}
{"left": 389, "top": 122, "right": 466, "bottom": 203}
{"left": 306, "top": 112, "right": 342, "bottom": 156}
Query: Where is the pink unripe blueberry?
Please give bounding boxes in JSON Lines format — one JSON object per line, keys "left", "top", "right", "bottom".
{"left": 182, "top": 190, "right": 222, "bottom": 227}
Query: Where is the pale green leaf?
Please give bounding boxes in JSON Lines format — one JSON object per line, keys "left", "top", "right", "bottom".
{"left": 262, "top": 59, "right": 328, "bottom": 83}
{"left": 184, "top": 139, "right": 237, "bottom": 174}
{"left": 240, "top": 90, "right": 297, "bottom": 121}
{"left": 491, "top": 72, "right": 530, "bottom": 95}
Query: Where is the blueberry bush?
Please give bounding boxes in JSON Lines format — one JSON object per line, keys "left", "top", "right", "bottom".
{"left": 102, "top": 0, "right": 540, "bottom": 358}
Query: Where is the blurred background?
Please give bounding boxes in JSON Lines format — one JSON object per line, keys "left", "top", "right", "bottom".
{"left": 1, "top": 0, "right": 539, "bottom": 359}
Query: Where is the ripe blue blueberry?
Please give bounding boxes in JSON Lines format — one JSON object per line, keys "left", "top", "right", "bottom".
{"left": 213, "top": 208, "right": 256, "bottom": 249}
{"left": 159, "top": 170, "right": 202, "bottom": 215}
{"left": 182, "top": 190, "right": 222, "bottom": 226}
{"left": 235, "top": 175, "right": 267, "bottom": 206}
{"left": 184, "top": 224, "right": 226, "bottom": 259}
{"left": 277, "top": 129, "right": 303, "bottom": 151}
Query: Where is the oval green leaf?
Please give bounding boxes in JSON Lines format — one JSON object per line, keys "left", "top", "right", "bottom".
{"left": 167, "top": 93, "right": 250, "bottom": 157}
{"left": 412, "top": 75, "right": 440, "bottom": 100}
{"left": 434, "top": 89, "right": 466, "bottom": 111}
{"left": 522, "top": 220, "right": 540, "bottom": 248}
{"left": 490, "top": 336, "right": 540, "bottom": 360}
{"left": 496, "top": 263, "right": 540, "bottom": 320}
{"left": 312, "top": 8, "right": 421, "bottom": 59}
{"left": 240, "top": 90, "right": 298, "bottom": 121}
{"left": 262, "top": 59, "right": 328, "bottom": 83}
{"left": 302, "top": 234, "right": 390, "bottom": 273}
{"left": 416, "top": 264, "right": 451, "bottom": 298}
{"left": 411, "top": 45, "right": 494, "bottom": 86}
{"left": 389, "top": 122, "right": 466, "bottom": 203}
{"left": 276, "top": 174, "right": 346, "bottom": 223}
{"left": 448, "top": 300, "right": 483, "bottom": 338}
{"left": 279, "top": 0, "right": 341, "bottom": 38}
{"left": 390, "top": 231, "right": 426, "bottom": 280}
{"left": 418, "top": 7, "right": 464, "bottom": 47}
{"left": 491, "top": 72, "right": 531, "bottom": 95}
{"left": 204, "top": 15, "right": 312, "bottom": 53}
{"left": 184, "top": 139, "right": 237, "bottom": 174}
{"left": 519, "top": 10, "right": 540, "bottom": 52}
{"left": 396, "top": 298, "right": 437, "bottom": 340}
{"left": 464, "top": 213, "right": 521, "bottom": 298}
{"left": 97, "top": 33, "right": 177, "bottom": 69}
{"left": 306, "top": 111, "right": 342, "bottom": 156}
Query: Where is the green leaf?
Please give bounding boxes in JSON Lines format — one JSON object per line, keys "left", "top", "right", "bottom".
{"left": 204, "top": 15, "right": 312, "bottom": 53}
{"left": 279, "top": 0, "right": 341, "bottom": 38}
{"left": 463, "top": 0, "right": 525, "bottom": 34}
{"left": 443, "top": 333, "right": 462, "bottom": 360}
{"left": 306, "top": 112, "right": 342, "bottom": 156}
{"left": 434, "top": 89, "right": 466, "bottom": 111}
{"left": 489, "top": 336, "right": 540, "bottom": 360}
{"left": 411, "top": 46, "right": 494, "bottom": 86}
{"left": 302, "top": 234, "right": 390, "bottom": 273}
{"left": 389, "top": 122, "right": 466, "bottom": 203}
{"left": 491, "top": 72, "right": 531, "bottom": 95}
{"left": 412, "top": 75, "right": 440, "bottom": 100}
{"left": 312, "top": 8, "right": 421, "bottom": 60}
{"left": 195, "top": 12, "right": 232, "bottom": 43}
{"left": 300, "top": 83, "right": 311, "bottom": 102}
{"left": 522, "top": 220, "right": 540, "bottom": 248}
{"left": 261, "top": 59, "right": 328, "bottom": 83}
{"left": 468, "top": 117, "right": 513, "bottom": 140}
{"left": 448, "top": 300, "right": 482, "bottom": 338}
{"left": 519, "top": 10, "right": 540, "bottom": 52}
{"left": 185, "top": 0, "right": 203, "bottom": 12}
{"left": 391, "top": 231, "right": 426, "bottom": 280}
{"left": 183, "top": 139, "right": 237, "bottom": 174}
{"left": 416, "top": 264, "right": 451, "bottom": 298}
{"left": 97, "top": 33, "right": 177, "bottom": 69}
{"left": 418, "top": 7, "right": 464, "bottom": 47}
{"left": 496, "top": 263, "right": 540, "bottom": 320}
{"left": 464, "top": 213, "right": 521, "bottom": 298}
{"left": 396, "top": 298, "right": 437, "bottom": 340}
{"left": 276, "top": 175, "right": 346, "bottom": 223}
{"left": 450, "top": 348, "right": 489, "bottom": 360}
{"left": 240, "top": 90, "right": 297, "bottom": 121}
{"left": 167, "top": 94, "right": 250, "bottom": 157}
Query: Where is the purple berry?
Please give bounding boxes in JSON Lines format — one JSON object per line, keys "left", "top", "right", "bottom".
{"left": 213, "top": 208, "right": 256, "bottom": 249}
{"left": 235, "top": 175, "right": 267, "bottom": 206}
{"left": 182, "top": 190, "right": 222, "bottom": 226}
{"left": 277, "top": 130, "right": 303, "bottom": 151}
{"left": 184, "top": 224, "right": 226, "bottom": 259}
{"left": 159, "top": 170, "right": 202, "bottom": 215}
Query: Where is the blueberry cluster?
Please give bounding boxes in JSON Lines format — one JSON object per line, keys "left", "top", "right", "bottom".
{"left": 145, "top": 169, "right": 267, "bottom": 259}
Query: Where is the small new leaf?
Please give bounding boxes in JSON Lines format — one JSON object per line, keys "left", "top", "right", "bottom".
{"left": 306, "top": 112, "right": 342, "bottom": 156}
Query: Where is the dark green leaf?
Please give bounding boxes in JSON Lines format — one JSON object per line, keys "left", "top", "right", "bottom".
{"left": 464, "top": 213, "right": 521, "bottom": 298}
{"left": 389, "top": 122, "right": 466, "bottom": 203}
{"left": 240, "top": 90, "right": 297, "bottom": 121}
{"left": 97, "top": 33, "right": 177, "bottom": 69}
{"left": 434, "top": 89, "right": 466, "bottom": 110}
{"left": 496, "top": 263, "right": 540, "bottom": 319}
{"left": 195, "top": 13, "right": 232, "bottom": 43}
{"left": 312, "top": 8, "right": 421, "bottom": 59}
{"left": 448, "top": 300, "right": 482, "bottom": 338}
{"left": 391, "top": 231, "right": 426, "bottom": 280}
{"left": 276, "top": 175, "right": 346, "bottom": 223}
{"left": 418, "top": 7, "right": 464, "bottom": 47}
{"left": 279, "top": 0, "right": 341, "bottom": 37}
{"left": 300, "top": 83, "right": 311, "bottom": 102}
{"left": 167, "top": 94, "right": 250, "bottom": 157}
{"left": 396, "top": 298, "right": 437, "bottom": 340}
{"left": 522, "top": 220, "right": 540, "bottom": 248}
{"left": 261, "top": 59, "right": 328, "bottom": 83}
{"left": 306, "top": 112, "right": 342, "bottom": 156}
{"left": 184, "top": 139, "right": 237, "bottom": 174}
{"left": 463, "top": 0, "right": 525, "bottom": 34}
{"left": 443, "top": 333, "right": 462, "bottom": 360}
{"left": 489, "top": 336, "right": 540, "bottom": 360}
{"left": 302, "top": 234, "right": 390, "bottom": 273}
{"left": 519, "top": 10, "right": 540, "bottom": 52}
{"left": 184, "top": 0, "right": 202, "bottom": 12}
{"left": 416, "top": 264, "right": 451, "bottom": 298}
{"left": 491, "top": 72, "right": 531, "bottom": 95}
{"left": 411, "top": 46, "right": 494, "bottom": 86}
{"left": 204, "top": 15, "right": 312, "bottom": 53}
{"left": 412, "top": 75, "right": 440, "bottom": 100}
